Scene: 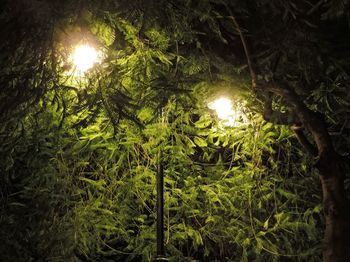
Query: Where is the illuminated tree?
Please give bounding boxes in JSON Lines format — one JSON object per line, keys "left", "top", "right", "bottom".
{"left": 1, "top": 0, "right": 349, "bottom": 262}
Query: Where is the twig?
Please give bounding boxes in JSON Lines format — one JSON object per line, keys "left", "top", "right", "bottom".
{"left": 229, "top": 15, "right": 257, "bottom": 88}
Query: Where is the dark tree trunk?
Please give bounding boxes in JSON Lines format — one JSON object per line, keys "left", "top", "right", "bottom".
{"left": 262, "top": 82, "right": 350, "bottom": 262}
{"left": 234, "top": 11, "right": 350, "bottom": 256}
{"left": 317, "top": 152, "right": 350, "bottom": 262}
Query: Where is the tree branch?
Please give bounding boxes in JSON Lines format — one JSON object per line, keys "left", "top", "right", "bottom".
{"left": 262, "top": 94, "right": 300, "bottom": 125}
{"left": 262, "top": 81, "right": 333, "bottom": 155}
{"left": 224, "top": 8, "right": 257, "bottom": 88}
{"left": 292, "top": 126, "right": 318, "bottom": 157}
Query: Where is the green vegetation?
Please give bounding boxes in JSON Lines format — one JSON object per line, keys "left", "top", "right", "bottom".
{"left": 1, "top": 0, "right": 349, "bottom": 261}
{"left": 0, "top": 92, "right": 323, "bottom": 261}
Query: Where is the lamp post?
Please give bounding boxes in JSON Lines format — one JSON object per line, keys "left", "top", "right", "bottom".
{"left": 70, "top": 42, "right": 168, "bottom": 260}
{"left": 154, "top": 108, "right": 168, "bottom": 262}
{"left": 155, "top": 149, "right": 167, "bottom": 261}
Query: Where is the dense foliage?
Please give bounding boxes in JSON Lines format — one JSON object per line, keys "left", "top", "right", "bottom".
{"left": 1, "top": 0, "right": 349, "bottom": 261}
{"left": 0, "top": 92, "right": 323, "bottom": 261}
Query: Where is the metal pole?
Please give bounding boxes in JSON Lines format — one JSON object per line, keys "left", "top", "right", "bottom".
{"left": 155, "top": 152, "right": 166, "bottom": 260}
{"left": 154, "top": 108, "right": 168, "bottom": 261}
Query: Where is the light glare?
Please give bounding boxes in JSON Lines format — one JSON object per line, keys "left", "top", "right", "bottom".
{"left": 208, "top": 97, "right": 247, "bottom": 127}
{"left": 72, "top": 45, "right": 98, "bottom": 73}
{"left": 208, "top": 97, "right": 234, "bottom": 120}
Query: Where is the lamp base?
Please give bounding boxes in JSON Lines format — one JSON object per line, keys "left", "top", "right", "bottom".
{"left": 153, "top": 255, "right": 168, "bottom": 261}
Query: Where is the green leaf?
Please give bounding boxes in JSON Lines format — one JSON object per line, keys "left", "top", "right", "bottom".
{"left": 194, "top": 136, "right": 208, "bottom": 147}
{"left": 263, "top": 218, "right": 269, "bottom": 230}
{"left": 195, "top": 115, "right": 212, "bottom": 128}
{"left": 79, "top": 177, "right": 106, "bottom": 191}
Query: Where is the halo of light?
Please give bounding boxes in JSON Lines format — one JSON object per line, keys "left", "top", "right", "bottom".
{"left": 208, "top": 97, "right": 234, "bottom": 120}
{"left": 72, "top": 44, "right": 98, "bottom": 73}
{"left": 208, "top": 97, "right": 247, "bottom": 127}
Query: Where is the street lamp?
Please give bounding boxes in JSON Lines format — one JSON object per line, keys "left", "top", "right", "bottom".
{"left": 71, "top": 44, "right": 99, "bottom": 74}
{"left": 208, "top": 97, "right": 247, "bottom": 127}
{"left": 68, "top": 41, "right": 168, "bottom": 261}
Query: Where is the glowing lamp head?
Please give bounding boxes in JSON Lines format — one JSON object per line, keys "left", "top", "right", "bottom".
{"left": 208, "top": 97, "right": 247, "bottom": 127}
{"left": 72, "top": 44, "right": 98, "bottom": 73}
{"left": 208, "top": 97, "right": 234, "bottom": 121}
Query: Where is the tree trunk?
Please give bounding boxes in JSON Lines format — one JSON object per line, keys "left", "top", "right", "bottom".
{"left": 262, "top": 83, "right": 350, "bottom": 261}
{"left": 317, "top": 151, "right": 350, "bottom": 262}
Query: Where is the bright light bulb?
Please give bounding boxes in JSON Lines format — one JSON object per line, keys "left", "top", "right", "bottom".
{"left": 208, "top": 97, "right": 234, "bottom": 120}
{"left": 72, "top": 45, "right": 98, "bottom": 73}
{"left": 208, "top": 97, "right": 247, "bottom": 127}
